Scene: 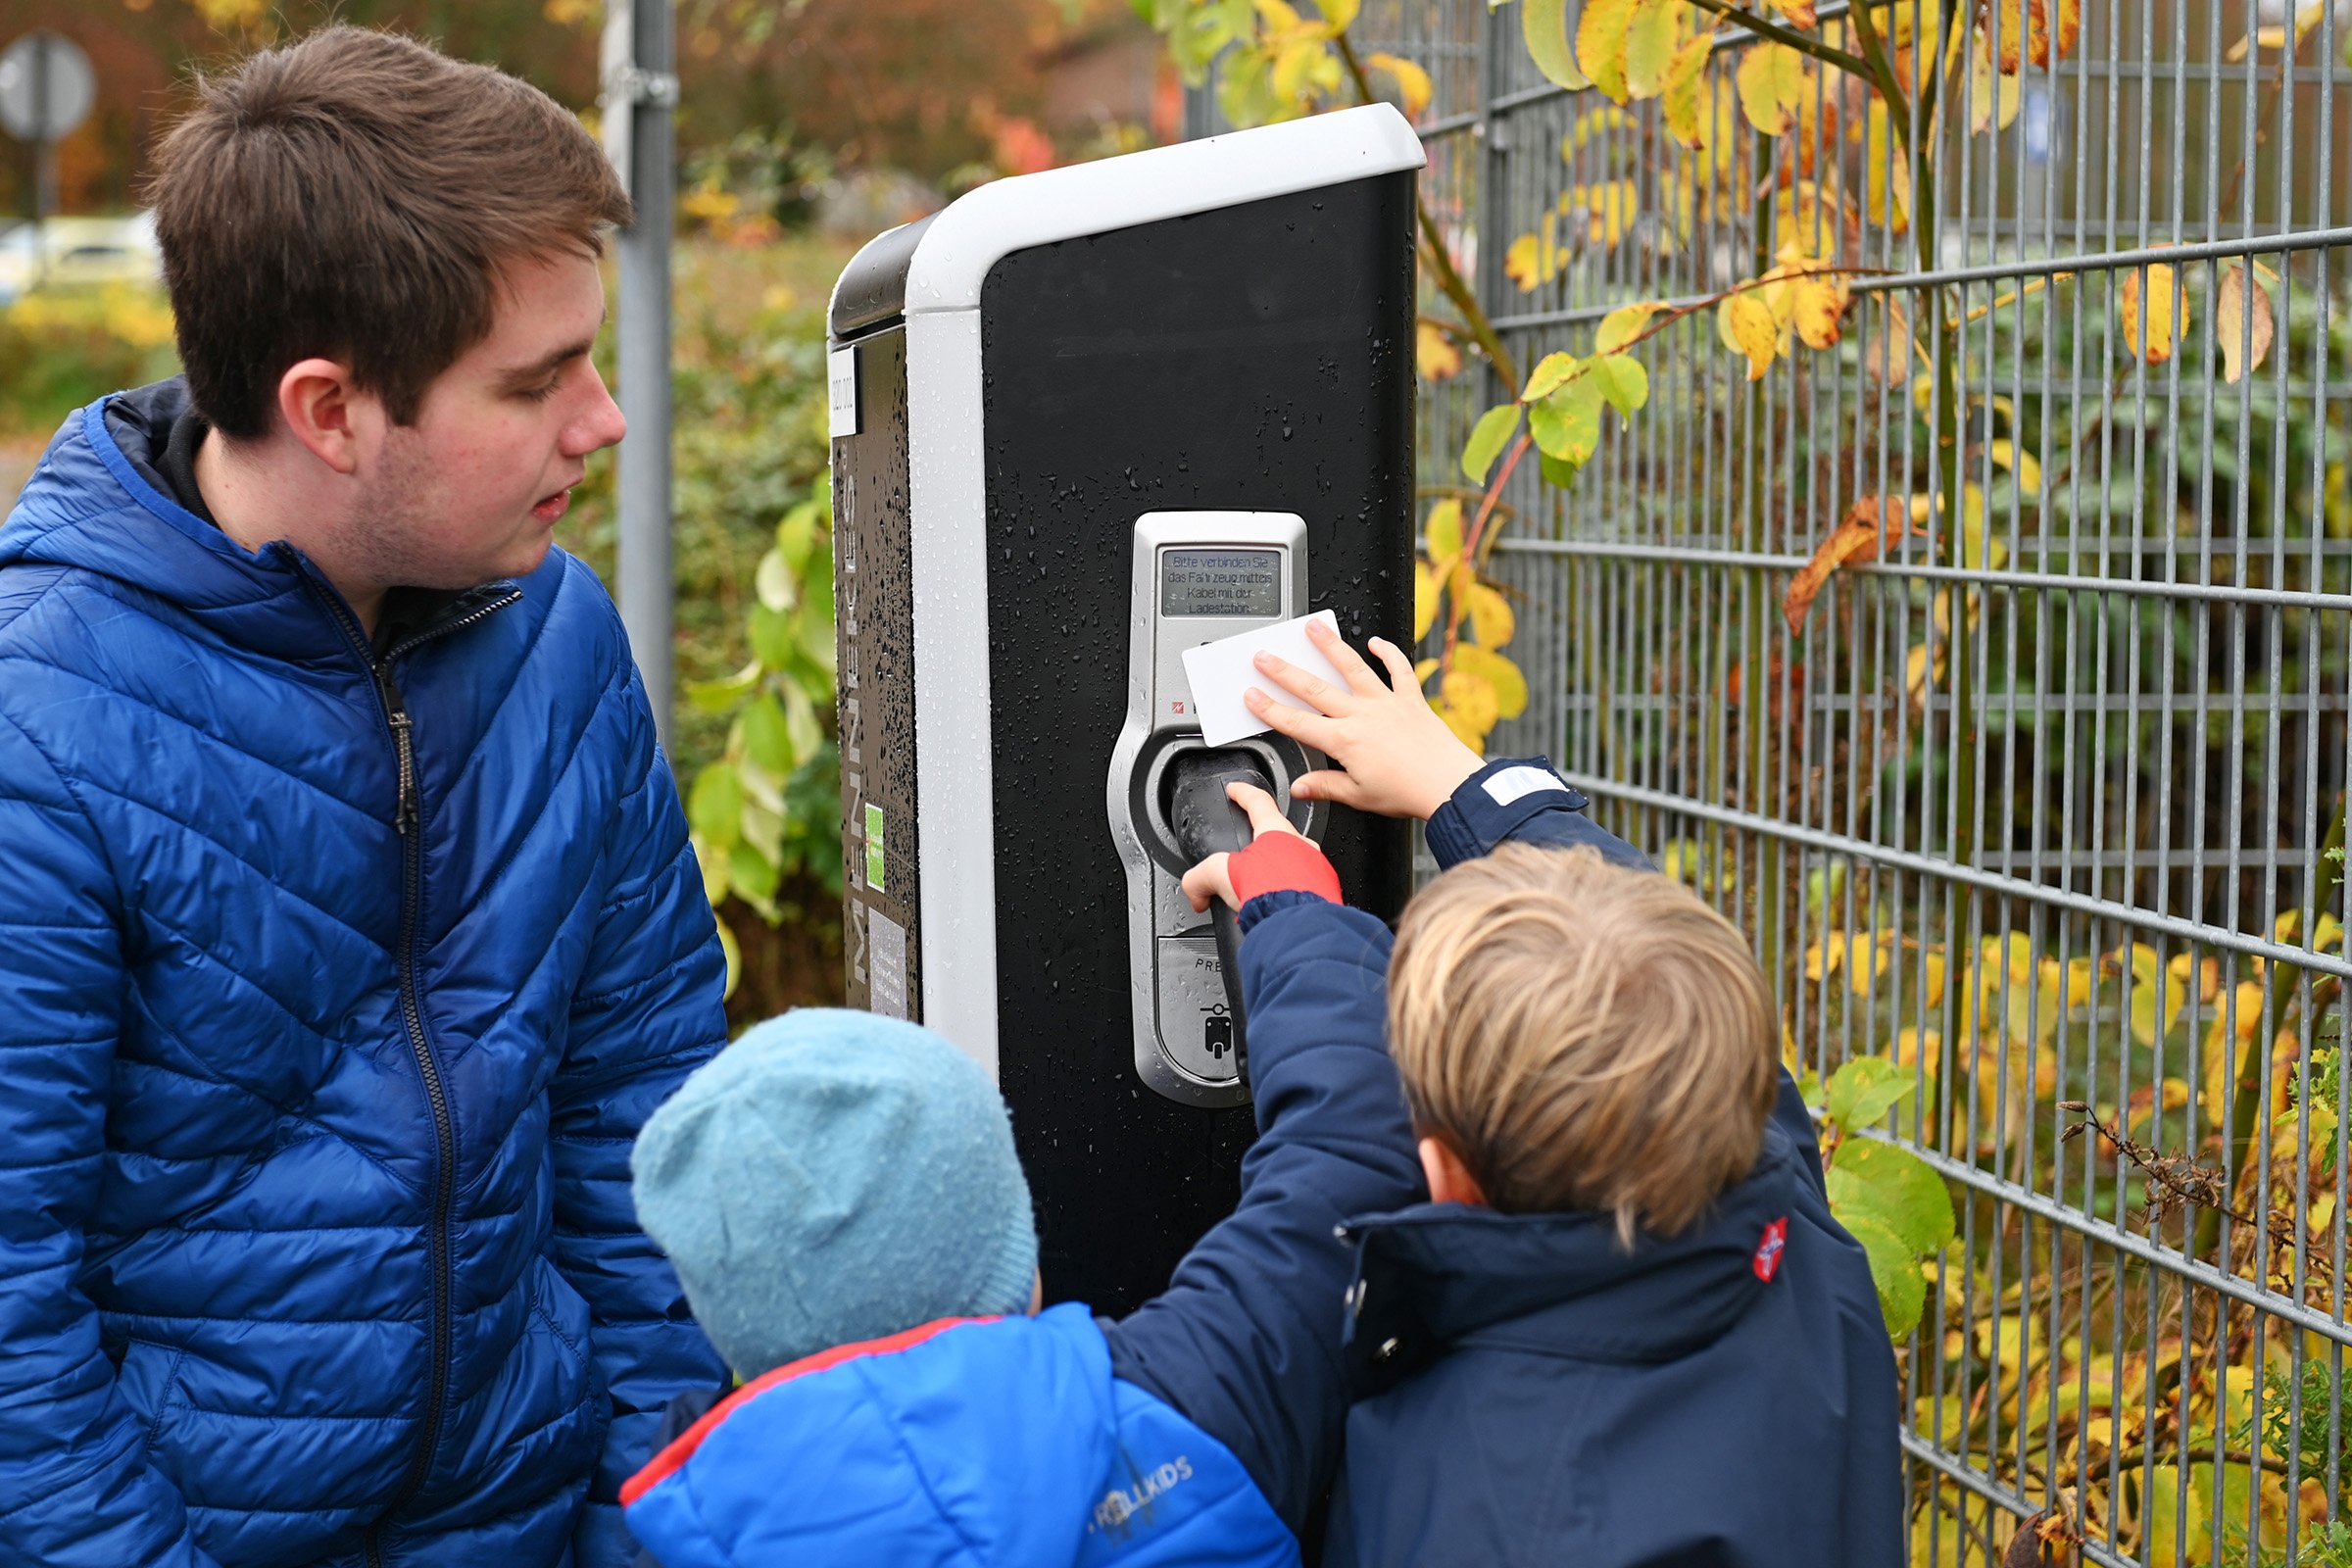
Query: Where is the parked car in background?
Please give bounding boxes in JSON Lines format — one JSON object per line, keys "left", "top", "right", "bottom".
{"left": 0, "top": 214, "right": 163, "bottom": 303}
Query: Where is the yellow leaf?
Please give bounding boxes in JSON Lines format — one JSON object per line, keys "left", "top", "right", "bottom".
{"left": 1413, "top": 561, "right": 1439, "bottom": 641}
{"left": 1520, "top": 0, "right": 1592, "bottom": 91}
{"left": 1253, "top": 0, "right": 1306, "bottom": 31}
{"left": 1413, "top": 658, "right": 1439, "bottom": 684}
{"left": 1988, "top": 0, "right": 2082, "bottom": 73}
{"left": 1863, "top": 298, "right": 1914, "bottom": 384}
{"left": 2228, "top": 3, "right": 2328, "bottom": 61}
{"left": 1576, "top": 0, "right": 1641, "bottom": 103}
{"left": 1503, "top": 217, "right": 1567, "bottom": 291}
{"left": 1415, "top": 320, "right": 1462, "bottom": 381}
{"left": 1719, "top": 294, "right": 1780, "bottom": 380}
{"left": 1439, "top": 667, "right": 1501, "bottom": 740}
{"left": 1865, "top": 100, "right": 1911, "bottom": 231}
{"left": 1784, "top": 495, "right": 1900, "bottom": 634}
{"left": 2119, "top": 262, "right": 2185, "bottom": 365}
{"left": 1768, "top": 0, "right": 1818, "bottom": 24}
{"left": 1986, "top": 439, "right": 2041, "bottom": 491}
{"left": 1736, "top": 42, "right": 1805, "bottom": 136}
{"left": 1522, "top": 350, "right": 1580, "bottom": 403}
{"left": 1792, "top": 273, "right": 1849, "bottom": 350}
{"left": 1465, "top": 582, "right": 1516, "bottom": 647}
{"left": 1314, "top": 0, "right": 1360, "bottom": 33}
{"left": 1364, "top": 51, "right": 1434, "bottom": 119}
{"left": 1563, "top": 179, "right": 1640, "bottom": 248}
{"left": 1596, "top": 302, "right": 1662, "bottom": 355}
{"left": 1271, "top": 39, "right": 1333, "bottom": 106}
{"left": 1968, "top": 24, "right": 2022, "bottom": 133}
{"left": 1659, "top": 29, "right": 1717, "bottom": 148}
{"left": 1624, "top": 0, "right": 1688, "bottom": 101}
{"left": 1426, "top": 498, "right": 1465, "bottom": 562}
{"left": 1452, "top": 646, "right": 1529, "bottom": 720}
{"left": 2216, "top": 263, "right": 2276, "bottom": 385}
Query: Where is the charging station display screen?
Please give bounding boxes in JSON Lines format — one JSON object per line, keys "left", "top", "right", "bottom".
{"left": 1160, "top": 549, "right": 1283, "bottom": 617}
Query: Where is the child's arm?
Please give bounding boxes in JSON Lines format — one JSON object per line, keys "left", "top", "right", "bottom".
{"left": 1241, "top": 618, "right": 1647, "bottom": 872}
{"left": 1101, "top": 793, "right": 1423, "bottom": 1538}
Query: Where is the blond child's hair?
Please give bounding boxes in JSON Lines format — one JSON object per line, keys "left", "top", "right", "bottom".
{"left": 1388, "top": 844, "right": 1780, "bottom": 1245}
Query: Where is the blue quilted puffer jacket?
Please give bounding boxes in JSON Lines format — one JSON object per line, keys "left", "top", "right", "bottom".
{"left": 0, "top": 382, "right": 730, "bottom": 1568}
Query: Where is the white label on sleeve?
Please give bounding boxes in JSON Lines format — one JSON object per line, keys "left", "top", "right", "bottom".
{"left": 1482, "top": 765, "right": 1572, "bottom": 807}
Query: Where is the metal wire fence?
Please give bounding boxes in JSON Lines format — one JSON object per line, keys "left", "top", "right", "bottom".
{"left": 1189, "top": 3, "right": 2352, "bottom": 1562}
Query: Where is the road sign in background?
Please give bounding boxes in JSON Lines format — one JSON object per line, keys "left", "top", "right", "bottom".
{"left": 0, "top": 31, "right": 96, "bottom": 224}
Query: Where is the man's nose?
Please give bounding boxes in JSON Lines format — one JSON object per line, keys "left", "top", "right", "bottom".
{"left": 568, "top": 366, "right": 628, "bottom": 456}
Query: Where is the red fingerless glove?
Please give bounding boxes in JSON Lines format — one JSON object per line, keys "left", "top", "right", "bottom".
{"left": 1226, "top": 832, "right": 1342, "bottom": 907}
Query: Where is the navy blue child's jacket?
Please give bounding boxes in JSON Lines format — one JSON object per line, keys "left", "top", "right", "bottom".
{"left": 1321, "top": 757, "right": 1905, "bottom": 1568}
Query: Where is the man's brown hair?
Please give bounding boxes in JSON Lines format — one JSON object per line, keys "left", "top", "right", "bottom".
{"left": 1388, "top": 844, "right": 1780, "bottom": 1245}
{"left": 146, "top": 26, "right": 631, "bottom": 441}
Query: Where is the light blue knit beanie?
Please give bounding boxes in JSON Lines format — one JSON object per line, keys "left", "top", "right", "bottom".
{"left": 631, "top": 1007, "right": 1040, "bottom": 1378}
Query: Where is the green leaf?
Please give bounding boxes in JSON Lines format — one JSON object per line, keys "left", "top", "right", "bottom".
{"left": 1520, "top": 351, "right": 1579, "bottom": 403}
{"left": 1538, "top": 452, "right": 1585, "bottom": 487}
{"left": 1591, "top": 353, "right": 1648, "bottom": 418}
{"left": 784, "top": 681, "right": 825, "bottom": 761}
{"left": 714, "top": 915, "right": 742, "bottom": 1002}
{"left": 1462, "top": 403, "right": 1523, "bottom": 484}
{"left": 1842, "top": 1212, "right": 1928, "bottom": 1338}
{"left": 1595, "top": 302, "right": 1661, "bottom": 354}
{"left": 688, "top": 762, "right": 745, "bottom": 850}
{"left": 729, "top": 838, "right": 782, "bottom": 908}
{"left": 1528, "top": 376, "right": 1603, "bottom": 466}
{"left": 1822, "top": 1055, "right": 1914, "bottom": 1132}
{"left": 1826, "top": 1139, "right": 1956, "bottom": 1255}
{"left": 1518, "top": 0, "right": 1592, "bottom": 90}
{"left": 741, "top": 691, "right": 798, "bottom": 775}
{"left": 755, "top": 549, "right": 798, "bottom": 613}
{"left": 749, "top": 605, "right": 797, "bottom": 667}
{"left": 685, "top": 659, "right": 762, "bottom": 714}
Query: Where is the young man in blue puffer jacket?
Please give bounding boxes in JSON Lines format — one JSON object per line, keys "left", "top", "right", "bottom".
{"left": 0, "top": 28, "right": 726, "bottom": 1567}
{"left": 1241, "top": 620, "right": 1905, "bottom": 1567}
{"left": 618, "top": 786, "right": 1423, "bottom": 1567}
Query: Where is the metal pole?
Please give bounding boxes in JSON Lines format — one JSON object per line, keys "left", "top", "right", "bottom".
{"left": 614, "top": 0, "right": 677, "bottom": 750}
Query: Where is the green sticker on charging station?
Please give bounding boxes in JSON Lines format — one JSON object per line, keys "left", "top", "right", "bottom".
{"left": 863, "top": 803, "right": 886, "bottom": 892}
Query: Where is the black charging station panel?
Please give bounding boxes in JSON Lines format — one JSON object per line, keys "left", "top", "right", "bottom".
{"left": 831, "top": 110, "right": 1420, "bottom": 1315}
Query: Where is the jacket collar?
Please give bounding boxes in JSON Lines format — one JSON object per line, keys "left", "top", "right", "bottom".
{"left": 1338, "top": 1120, "right": 1805, "bottom": 1397}
{"left": 1, "top": 380, "right": 516, "bottom": 665}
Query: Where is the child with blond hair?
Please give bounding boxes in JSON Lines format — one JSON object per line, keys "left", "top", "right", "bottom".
{"left": 1231, "top": 619, "right": 1902, "bottom": 1567}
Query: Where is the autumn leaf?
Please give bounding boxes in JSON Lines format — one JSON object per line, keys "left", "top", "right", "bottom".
{"left": 1865, "top": 100, "right": 1912, "bottom": 230}
{"left": 1364, "top": 51, "right": 1435, "bottom": 119}
{"left": 1577, "top": 0, "right": 1641, "bottom": 103}
{"left": 1989, "top": 0, "right": 2082, "bottom": 73}
{"left": 1562, "top": 180, "right": 1640, "bottom": 248}
{"left": 1792, "top": 272, "right": 1850, "bottom": 350}
{"left": 1986, "top": 439, "right": 2042, "bottom": 492}
{"left": 1659, "top": 29, "right": 1717, "bottom": 148}
{"left": 1454, "top": 643, "right": 1530, "bottom": 718}
{"left": 1624, "top": 0, "right": 1688, "bottom": 100}
{"left": 1736, "top": 42, "right": 1807, "bottom": 135}
{"left": 2227, "top": 2, "right": 2329, "bottom": 61}
{"left": 1462, "top": 406, "right": 1521, "bottom": 484}
{"left": 1785, "top": 496, "right": 1902, "bottom": 634}
{"left": 1412, "top": 560, "right": 1439, "bottom": 640}
{"left": 1768, "top": 0, "right": 1818, "bottom": 24}
{"left": 1718, "top": 294, "right": 1780, "bottom": 380}
{"left": 1596, "top": 302, "right": 1662, "bottom": 354}
{"left": 1529, "top": 376, "right": 1605, "bottom": 465}
{"left": 1503, "top": 217, "right": 1566, "bottom": 290}
{"left": 1464, "top": 581, "right": 1516, "bottom": 646}
{"left": 1425, "top": 498, "right": 1465, "bottom": 564}
{"left": 1590, "top": 353, "right": 1649, "bottom": 417}
{"left": 1415, "top": 320, "right": 1462, "bottom": 380}
{"left": 1522, "top": 351, "right": 1580, "bottom": 403}
{"left": 2216, "top": 263, "right": 2276, "bottom": 385}
{"left": 2119, "top": 262, "right": 2185, "bottom": 365}
{"left": 1862, "top": 297, "right": 1914, "bottom": 384}
{"left": 1968, "top": 24, "right": 2022, "bottom": 133}
{"left": 1519, "top": 0, "right": 1592, "bottom": 91}
{"left": 1440, "top": 666, "right": 1501, "bottom": 740}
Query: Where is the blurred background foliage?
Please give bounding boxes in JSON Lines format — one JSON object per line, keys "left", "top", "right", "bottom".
{"left": 0, "top": 0, "right": 1175, "bottom": 1021}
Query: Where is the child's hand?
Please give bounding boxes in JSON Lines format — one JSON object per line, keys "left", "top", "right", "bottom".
{"left": 1181, "top": 782, "right": 1319, "bottom": 913}
{"left": 1242, "top": 620, "right": 1483, "bottom": 821}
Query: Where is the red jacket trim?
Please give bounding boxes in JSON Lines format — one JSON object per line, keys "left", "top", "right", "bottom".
{"left": 619, "top": 1315, "right": 997, "bottom": 1506}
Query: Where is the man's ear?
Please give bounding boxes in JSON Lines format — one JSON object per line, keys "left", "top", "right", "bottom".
{"left": 1417, "top": 1134, "right": 1489, "bottom": 1208}
{"left": 275, "top": 358, "right": 376, "bottom": 475}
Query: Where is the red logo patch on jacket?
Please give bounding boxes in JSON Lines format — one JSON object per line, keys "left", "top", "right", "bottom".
{"left": 1752, "top": 1217, "right": 1788, "bottom": 1282}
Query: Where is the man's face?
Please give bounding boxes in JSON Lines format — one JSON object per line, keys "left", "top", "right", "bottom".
{"left": 350, "top": 250, "right": 624, "bottom": 592}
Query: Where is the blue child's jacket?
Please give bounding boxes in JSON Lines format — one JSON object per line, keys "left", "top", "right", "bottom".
{"left": 621, "top": 894, "right": 1426, "bottom": 1566}
{"left": 1323, "top": 758, "right": 1905, "bottom": 1567}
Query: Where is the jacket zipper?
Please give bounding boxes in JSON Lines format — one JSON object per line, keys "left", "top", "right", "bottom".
{"left": 297, "top": 579, "right": 517, "bottom": 1568}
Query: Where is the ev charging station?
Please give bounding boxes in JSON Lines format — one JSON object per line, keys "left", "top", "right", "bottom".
{"left": 828, "top": 105, "right": 1424, "bottom": 1312}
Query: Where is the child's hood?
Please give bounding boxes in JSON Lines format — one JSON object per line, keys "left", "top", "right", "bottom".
{"left": 622, "top": 1302, "right": 1300, "bottom": 1568}
{"left": 1337, "top": 1118, "right": 1809, "bottom": 1391}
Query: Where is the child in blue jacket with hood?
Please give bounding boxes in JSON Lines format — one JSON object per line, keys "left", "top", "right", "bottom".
{"left": 616, "top": 775, "right": 1417, "bottom": 1566}
{"left": 1240, "top": 619, "right": 1905, "bottom": 1567}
